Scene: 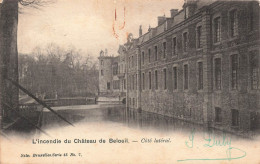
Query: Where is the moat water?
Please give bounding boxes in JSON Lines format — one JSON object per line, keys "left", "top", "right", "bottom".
{"left": 2, "top": 104, "right": 260, "bottom": 164}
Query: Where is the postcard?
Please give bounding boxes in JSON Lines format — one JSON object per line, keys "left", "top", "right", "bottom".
{"left": 0, "top": 0, "right": 260, "bottom": 163}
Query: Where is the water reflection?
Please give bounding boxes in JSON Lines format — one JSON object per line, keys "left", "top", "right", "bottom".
{"left": 41, "top": 105, "right": 210, "bottom": 136}
{"left": 4, "top": 104, "right": 259, "bottom": 139}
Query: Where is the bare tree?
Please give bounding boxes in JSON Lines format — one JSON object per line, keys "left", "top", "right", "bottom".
{"left": 0, "top": 0, "right": 54, "bottom": 122}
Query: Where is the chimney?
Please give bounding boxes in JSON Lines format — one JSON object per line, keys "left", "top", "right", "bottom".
{"left": 158, "top": 16, "right": 166, "bottom": 26}
{"left": 139, "top": 25, "right": 142, "bottom": 37}
{"left": 170, "top": 9, "right": 179, "bottom": 18}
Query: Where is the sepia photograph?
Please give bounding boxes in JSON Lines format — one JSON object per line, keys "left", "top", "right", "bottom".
{"left": 0, "top": 0, "right": 260, "bottom": 163}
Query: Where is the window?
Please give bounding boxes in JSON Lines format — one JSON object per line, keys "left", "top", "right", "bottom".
{"left": 155, "top": 70, "right": 158, "bottom": 90}
{"left": 129, "top": 57, "right": 131, "bottom": 68}
{"left": 250, "top": 112, "right": 258, "bottom": 130}
{"left": 250, "top": 52, "right": 259, "bottom": 89}
{"left": 197, "top": 26, "right": 202, "bottom": 48}
{"left": 163, "top": 68, "right": 167, "bottom": 89}
{"left": 163, "top": 42, "right": 167, "bottom": 58}
{"left": 154, "top": 46, "right": 158, "bottom": 61}
{"left": 149, "top": 72, "right": 152, "bottom": 90}
{"left": 230, "top": 9, "right": 238, "bottom": 37}
{"left": 142, "top": 73, "right": 145, "bottom": 90}
{"left": 231, "top": 54, "right": 238, "bottom": 90}
{"left": 215, "top": 58, "right": 221, "bottom": 90}
{"left": 129, "top": 76, "right": 131, "bottom": 90}
{"left": 101, "top": 70, "right": 104, "bottom": 76}
{"left": 136, "top": 74, "right": 138, "bottom": 90}
{"left": 124, "top": 79, "right": 126, "bottom": 90}
{"left": 142, "top": 51, "right": 145, "bottom": 65}
{"left": 133, "top": 98, "right": 135, "bottom": 107}
{"left": 113, "top": 63, "right": 118, "bottom": 75}
{"left": 173, "top": 67, "right": 178, "bottom": 90}
{"left": 101, "top": 60, "right": 104, "bottom": 66}
{"left": 172, "top": 37, "right": 177, "bottom": 55}
{"left": 215, "top": 107, "right": 222, "bottom": 123}
{"left": 214, "top": 17, "right": 221, "bottom": 43}
{"left": 248, "top": 2, "right": 254, "bottom": 31}
{"left": 198, "top": 62, "right": 203, "bottom": 90}
{"left": 107, "top": 82, "right": 110, "bottom": 90}
{"left": 184, "top": 64, "right": 188, "bottom": 90}
{"left": 148, "top": 49, "right": 151, "bottom": 63}
{"left": 132, "top": 75, "right": 135, "bottom": 90}
{"left": 231, "top": 109, "right": 239, "bottom": 126}
{"left": 131, "top": 56, "right": 134, "bottom": 67}
{"left": 113, "top": 80, "right": 120, "bottom": 89}
{"left": 183, "top": 32, "right": 188, "bottom": 52}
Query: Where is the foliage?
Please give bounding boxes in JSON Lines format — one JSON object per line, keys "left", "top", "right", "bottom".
{"left": 18, "top": 43, "right": 99, "bottom": 99}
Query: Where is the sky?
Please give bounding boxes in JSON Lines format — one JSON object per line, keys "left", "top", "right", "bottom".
{"left": 17, "top": 0, "right": 183, "bottom": 58}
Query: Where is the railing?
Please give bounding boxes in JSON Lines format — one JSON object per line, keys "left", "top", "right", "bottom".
{"left": 19, "top": 103, "right": 40, "bottom": 112}
{"left": 2, "top": 78, "right": 74, "bottom": 135}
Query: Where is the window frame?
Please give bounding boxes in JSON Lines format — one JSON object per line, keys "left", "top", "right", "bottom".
{"left": 163, "top": 41, "right": 167, "bottom": 59}
{"left": 149, "top": 71, "right": 152, "bottom": 90}
{"left": 248, "top": 50, "right": 259, "bottom": 90}
{"left": 196, "top": 25, "right": 202, "bottom": 49}
{"left": 182, "top": 32, "right": 188, "bottom": 52}
{"left": 231, "top": 109, "right": 239, "bottom": 127}
{"left": 155, "top": 70, "right": 158, "bottom": 90}
{"left": 172, "top": 36, "right": 177, "bottom": 56}
{"left": 142, "top": 72, "right": 145, "bottom": 90}
{"left": 173, "top": 65, "right": 178, "bottom": 91}
{"left": 163, "top": 68, "right": 167, "bottom": 90}
{"left": 148, "top": 48, "right": 151, "bottom": 63}
{"left": 229, "top": 8, "right": 238, "bottom": 38}
{"left": 142, "top": 51, "right": 145, "bottom": 65}
{"left": 214, "top": 56, "right": 222, "bottom": 91}
{"left": 183, "top": 63, "right": 189, "bottom": 90}
{"left": 154, "top": 45, "right": 158, "bottom": 61}
{"left": 230, "top": 54, "right": 239, "bottom": 90}
{"left": 213, "top": 16, "right": 221, "bottom": 43}
{"left": 215, "top": 107, "right": 222, "bottom": 123}
{"left": 197, "top": 61, "right": 204, "bottom": 90}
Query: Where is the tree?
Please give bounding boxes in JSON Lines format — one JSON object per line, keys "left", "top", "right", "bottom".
{"left": 0, "top": 0, "right": 52, "bottom": 122}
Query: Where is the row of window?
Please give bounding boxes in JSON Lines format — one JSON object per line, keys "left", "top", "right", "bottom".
{"left": 127, "top": 100, "right": 255, "bottom": 129}
{"left": 139, "top": 63, "right": 202, "bottom": 91}
{"left": 129, "top": 5, "right": 256, "bottom": 68}
{"left": 214, "top": 52, "right": 259, "bottom": 90}
{"left": 131, "top": 25, "right": 202, "bottom": 69}
{"left": 129, "top": 52, "right": 259, "bottom": 91}
{"left": 215, "top": 108, "right": 239, "bottom": 127}
{"left": 128, "top": 97, "right": 136, "bottom": 108}
{"left": 107, "top": 80, "right": 124, "bottom": 90}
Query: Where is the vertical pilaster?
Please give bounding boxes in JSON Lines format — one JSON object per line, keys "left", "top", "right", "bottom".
{"left": 201, "top": 8, "right": 213, "bottom": 127}
{"left": 136, "top": 47, "right": 141, "bottom": 110}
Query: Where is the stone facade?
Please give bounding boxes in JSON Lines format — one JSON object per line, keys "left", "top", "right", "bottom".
{"left": 122, "top": 0, "right": 260, "bottom": 132}
{"left": 98, "top": 48, "right": 126, "bottom": 98}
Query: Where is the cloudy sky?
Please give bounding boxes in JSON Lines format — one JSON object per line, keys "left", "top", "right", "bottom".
{"left": 18, "top": 0, "right": 183, "bottom": 57}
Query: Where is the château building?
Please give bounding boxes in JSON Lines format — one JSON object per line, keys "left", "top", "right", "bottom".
{"left": 99, "top": 0, "right": 260, "bottom": 132}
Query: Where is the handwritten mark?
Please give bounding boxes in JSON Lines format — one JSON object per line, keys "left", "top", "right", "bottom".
{"left": 179, "top": 129, "right": 247, "bottom": 162}
{"left": 185, "top": 128, "right": 195, "bottom": 148}
{"left": 177, "top": 147, "right": 246, "bottom": 162}
{"left": 112, "top": 7, "right": 126, "bottom": 39}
